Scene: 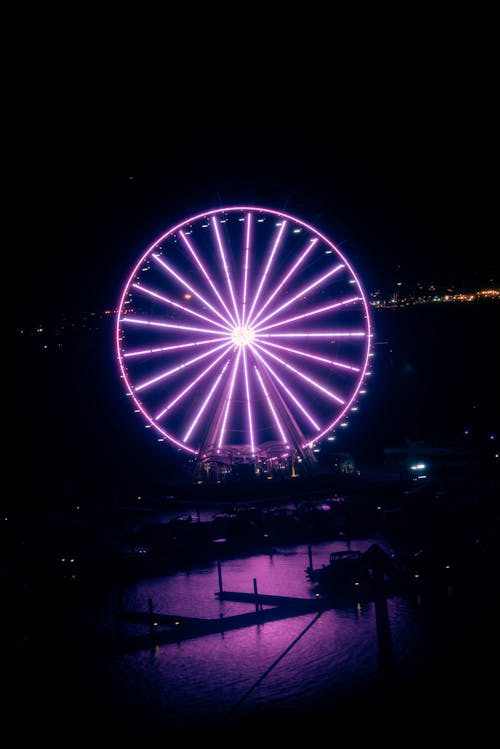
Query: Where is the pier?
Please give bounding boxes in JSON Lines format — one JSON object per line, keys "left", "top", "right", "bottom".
{"left": 116, "top": 589, "right": 327, "bottom": 654}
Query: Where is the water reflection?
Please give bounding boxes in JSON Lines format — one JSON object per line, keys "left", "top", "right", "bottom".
{"left": 93, "top": 537, "right": 448, "bottom": 737}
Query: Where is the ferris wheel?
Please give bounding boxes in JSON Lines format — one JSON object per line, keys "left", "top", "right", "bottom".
{"left": 115, "top": 206, "right": 372, "bottom": 468}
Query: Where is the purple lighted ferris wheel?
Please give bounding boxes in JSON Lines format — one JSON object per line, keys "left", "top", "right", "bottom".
{"left": 116, "top": 206, "right": 372, "bottom": 473}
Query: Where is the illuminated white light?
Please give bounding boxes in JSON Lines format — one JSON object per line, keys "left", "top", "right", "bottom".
{"left": 231, "top": 325, "right": 256, "bottom": 346}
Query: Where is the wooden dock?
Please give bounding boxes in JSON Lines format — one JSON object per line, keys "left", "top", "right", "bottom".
{"left": 115, "top": 590, "right": 328, "bottom": 654}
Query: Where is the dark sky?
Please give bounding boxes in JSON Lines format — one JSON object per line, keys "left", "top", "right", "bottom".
{"left": 17, "top": 45, "right": 498, "bottom": 324}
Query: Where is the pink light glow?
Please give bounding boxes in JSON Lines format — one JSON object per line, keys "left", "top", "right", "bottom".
{"left": 153, "top": 252, "right": 233, "bottom": 328}
{"left": 212, "top": 215, "right": 241, "bottom": 326}
{"left": 250, "top": 345, "right": 321, "bottom": 431}
{"left": 217, "top": 348, "right": 241, "bottom": 449}
{"left": 132, "top": 283, "right": 229, "bottom": 330}
{"left": 251, "top": 263, "right": 344, "bottom": 328}
{"left": 241, "top": 212, "right": 252, "bottom": 327}
{"left": 246, "top": 220, "right": 287, "bottom": 324}
{"left": 242, "top": 348, "right": 255, "bottom": 454}
{"left": 254, "top": 366, "right": 287, "bottom": 444}
{"left": 183, "top": 361, "right": 229, "bottom": 442}
{"left": 179, "top": 230, "right": 237, "bottom": 327}
{"left": 255, "top": 296, "right": 362, "bottom": 332}
{"left": 252, "top": 341, "right": 345, "bottom": 405}
{"left": 116, "top": 206, "right": 372, "bottom": 455}
{"left": 250, "top": 237, "right": 318, "bottom": 327}
{"left": 135, "top": 340, "right": 231, "bottom": 393}
{"left": 259, "top": 340, "right": 360, "bottom": 371}
{"left": 154, "top": 346, "right": 233, "bottom": 420}
{"left": 123, "top": 338, "right": 225, "bottom": 359}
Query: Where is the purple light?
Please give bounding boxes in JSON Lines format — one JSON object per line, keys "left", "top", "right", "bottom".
{"left": 252, "top": 341, "right": 345, "bottom": 405}
{"left": 250, "top": 345, "right": 320, "bottom": 430}
{"left": 116, "top": 206, "right": 372, "bottom": 456}
{"left": 217, "top": 348, "right": 241, "bottom": 449}
{"left": 135, "top": 340, "right": 231, "bottom": 393}
{"left": 179, "top": 230, "right": 237, "bottom": 327}
{"left": 241, "top": 212, "right": 252, "bottom": 327}
{"left": 183, "top": 361, "right": 229, "bottom": 442}
{"left": 254, "top": 366, "right": 287, "bottom": 444}
{"left": 132, "top": 283, "right": 229, "bottom": 330}
{"left": 255, "top": 296, "right": 362, "bottom": 332}
{"left": 252, "top": 263, "right": 344, "bottom": 329}
{"left": 246, "top": 220, "right": 287, "bottom": 324}
{"left": 212, "top": 215, "right": 241, "bottom": 326}
{"left": 250, "top": 237, "right": 318, "bottom": 327}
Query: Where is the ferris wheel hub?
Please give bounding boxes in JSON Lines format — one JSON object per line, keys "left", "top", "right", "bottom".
{"left": 231, "top": 325, "right": 256, "bottom": 347}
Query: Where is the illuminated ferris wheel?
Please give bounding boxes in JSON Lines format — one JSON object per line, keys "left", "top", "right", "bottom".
{"left": 116, "top": 206, "right": 372, "bottom": 473}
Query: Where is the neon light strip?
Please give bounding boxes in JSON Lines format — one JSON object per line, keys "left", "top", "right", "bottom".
{"left": 255, "top": 297, "right": 362, "bottom": 332}
{"left": 251, "top": 263, "right": 344, "bottom": 328}
{"left": 259, "top": 340, "right": 360, "bottom": 371}
{"left": 242, "top": 348, "right": 255, "bottom": 454}
{"left": 241, "top": 212, "right": 252, "bottom": 327}
{"left": 155, "top": 346, "right": 232, "bottom": 420}
{"left": 179, "top": 230, "right": 237, "bottom": 327}
{"left": 121, "top": 317, "right": 231, "bottom": 335}
{"left": 253, "top": 341, "right": 345, "bottom": 405}
{"left": 135, "top": 340, "right": 231, "bottom": 392}
{"left": 254, "top": 366, "right": 287, "bottom": 443}
{"left": 259, "top": 332, "right": 366, "bottom": 338}
{"left": 250, "top": 237, "right": 318, "bottom": 326}
{"left": 246, "top": 220, "right": 287, "bottom": 324}
{"left": 212, "top": 215, "right": 240, "bottom": 326}
{"left": 123, "top": 338, "right": 224, "bottom": 359}
{"left": 217, "top": 348, "right": 241, "bottom": 449}
{"left": 152, "top": 253, "right": 233, "bottom": 328}
{"left": 132, "top": 283, "right": 229, "bottom": 330}
{"left": 250, "top": 345, "right": 320, "bottom": 430}
{"left": 183, "top": 361, "right": 229, "bottom": 442}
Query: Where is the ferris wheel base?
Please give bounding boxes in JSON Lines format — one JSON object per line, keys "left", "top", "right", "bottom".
{"left": 189, "top": 443, "right": 318, "bottom": 486}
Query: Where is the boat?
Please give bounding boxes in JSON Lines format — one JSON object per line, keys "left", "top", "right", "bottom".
{"left": 305, "top": 543, "right": 399, "bottom": 596}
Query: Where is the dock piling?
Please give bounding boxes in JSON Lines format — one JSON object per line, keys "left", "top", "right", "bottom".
{"left": 217, "top": 560, "right": 223, "bottom": 594}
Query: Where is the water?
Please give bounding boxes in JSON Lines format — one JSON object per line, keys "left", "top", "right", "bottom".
{"left": 60, "top": 533, "right": 497, "bottom": 739}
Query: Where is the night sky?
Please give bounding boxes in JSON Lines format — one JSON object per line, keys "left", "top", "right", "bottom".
{"left": 19, "top": 59, "right": 498, "bottom": 323}
{"left": 11, "top": 35, "right": 499, "bottom": 502}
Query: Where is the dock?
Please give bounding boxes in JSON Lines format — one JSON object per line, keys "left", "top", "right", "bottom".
{"left": 115, "top": 589, "right": 328, "bottom": 654}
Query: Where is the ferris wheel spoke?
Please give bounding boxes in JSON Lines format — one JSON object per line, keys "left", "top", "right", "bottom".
{"left": 134, "top": 340, "right": 232, "bottom": 393}
{"left": 242, "top": 348, "right": 256, "bottom": 454}
{"left": 249, "top": 345, "right": 320, "bottom": 431}
{"left": 217, "top": 348, "right": 242, "bottom": 450}
{"left": 121, "top": 316, "right": 232, "bottom": 337}
{"left": 254, "top": 366, "right": 288, "bottom": 445}
{"left": 132, "top": 283, "right": 230, "bottom": 331}
{"left": 259, "top": 331, "right": 367, "bottom": 339}
{"left": 241, "top": 212, "right": 252, "bottom": 327}
{"left": 250, "top": 263, "right": 345, "bottom": 329}
{"left": 182, "top": 361, "right": 230, "bottom": 443}
{"left": 257, "top": 340, "right": 362, "bottom": 372}
{"left": 249, "top": 236, "right": 318, "bottom": 327}
{"left": 246, "top": 220, "right": 287, "bottom": 325}
{"left": 152, "top": 252, "right": 234, "bottom": 328}
{"left": 155, "top": 345, "right": 234, "bottom": 421}
{"left": 252, "top": 341, "right": 345, "bottom": 405}
{"left": 123, "top": 338, "right": 228, "bottom": 359}
{"left": 211, "top": 215, "right": 241, "bottom": 326}
{"left": 254, "top": 296, "right": 363, "bottom": 333}
{"left": 179, "top": 229, "right": 237, "bottom": 328}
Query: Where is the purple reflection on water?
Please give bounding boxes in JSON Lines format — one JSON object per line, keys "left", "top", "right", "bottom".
{"left": 88, "top": 538, "right": 423, "bottom": 736}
